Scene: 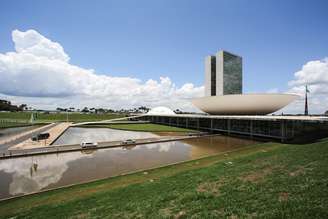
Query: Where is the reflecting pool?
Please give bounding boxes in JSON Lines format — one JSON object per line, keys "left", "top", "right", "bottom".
{"left": 0, "top": 129, "right": 258, "bottom": 199}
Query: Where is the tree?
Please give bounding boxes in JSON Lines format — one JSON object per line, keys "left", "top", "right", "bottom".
{"left": 19, "top": 104, "right": 27, "bottom": 111}
{"left": 97, "top": 108, "right": 106, "bottom": 114}
{"left": 107, "top": 108, "right": 114, "bottom": 113}
{"left": 0, "top": 99, "right": 21, "bottom": 111}
{"left": 81, "top": 107, "right": 89, "bottom": 113}
{"left": 138, "top": 106, "right": 150, "bottom": 113}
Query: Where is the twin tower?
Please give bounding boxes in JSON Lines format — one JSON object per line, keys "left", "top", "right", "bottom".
{"left": 205, "top": 50, "right": 242, "bottom": 96}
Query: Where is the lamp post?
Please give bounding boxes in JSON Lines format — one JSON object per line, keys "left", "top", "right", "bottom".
{"left": 304, "top": 85, "right": 309, "bottom": 116}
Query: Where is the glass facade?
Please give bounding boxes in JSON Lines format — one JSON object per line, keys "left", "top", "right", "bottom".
{"left": 205, "top": 50, "right": 242, "bottom": 96}
{"left": 210, "top": 56, "right": 216, "bottom": 96}
{"left": 144, "top": 115, "right": 328, "bottom": 141}
{"left": 223, "top": 51, "right": 242, "bottom": 95}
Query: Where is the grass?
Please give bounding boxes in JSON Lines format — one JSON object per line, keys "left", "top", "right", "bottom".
{"left": 85, "top": 123, "right": 197, "bottom": 132}
{"left": 0, "top": 112, "right": 125, "bottom": 123}
{"left": 1, "top": 139, "right": 328, "bottom": 218}
{"left": 0, "top": 120, "right": 31, "bottom": 129}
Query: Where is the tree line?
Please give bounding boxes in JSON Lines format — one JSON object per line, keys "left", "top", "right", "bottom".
{"left": 0, "top": 99, "right": 27, "bottom": 112}
{"left": 56, "top": 106, "right": 151, "bottom": 114}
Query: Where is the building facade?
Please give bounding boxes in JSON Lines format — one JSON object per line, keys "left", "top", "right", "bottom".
{"left": 205, "top": 50, "right": 242, "bottom": 96}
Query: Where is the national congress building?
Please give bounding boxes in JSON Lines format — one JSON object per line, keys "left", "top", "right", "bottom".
{"left": 192, "top": 50, "right": 297, "bottom": 115}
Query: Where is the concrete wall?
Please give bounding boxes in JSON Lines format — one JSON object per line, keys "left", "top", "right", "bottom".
{"left": 216, "top": 51, "right": 224, "bottom": 96}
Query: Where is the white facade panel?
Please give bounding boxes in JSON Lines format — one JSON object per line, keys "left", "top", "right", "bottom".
{"left": 216, "top": 51, "right": 224, "bottom": 96}
{"left": 192, "top": 94, "right": 298, "bottom": 115}
{"left": 204, "top": 56, "right": 212, "bottom": 97}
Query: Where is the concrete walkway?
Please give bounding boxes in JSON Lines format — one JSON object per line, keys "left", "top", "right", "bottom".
{"left": 71, "top": 115, "right": 143, "bottom": 126}
{"left": 9, "top": 122, "right": 72, "bottom": 150}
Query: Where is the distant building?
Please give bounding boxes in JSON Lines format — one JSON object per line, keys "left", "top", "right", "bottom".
{"left": 205, "top": 50, "right": 242, "bottom": 96}
{"left": 147, "top": 106, "right": 175, "bottom": 115}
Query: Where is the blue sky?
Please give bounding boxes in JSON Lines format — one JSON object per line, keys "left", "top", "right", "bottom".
{"left": 0, "top": 0, "right": 328, "bottom": 112}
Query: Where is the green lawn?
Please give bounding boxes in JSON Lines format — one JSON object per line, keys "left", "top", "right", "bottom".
{"left": 85, "top": 123, "right": 197, "bottom": 132}
{"left": 1, "top": 139, "right": 328, "bottom": 218}
{"left": 0, "top": 112, "right": 125, "bottom": 123}
{"left": 0, "top": 120, "right": 31, "bottom": 129}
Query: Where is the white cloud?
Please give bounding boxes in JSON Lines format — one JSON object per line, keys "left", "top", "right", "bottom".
{"left": 0, "top": 29, "right": 204, "bottom": 111}
{"left": 288, "top": 58, "right": 328, "bottom": 87}
{"left": 12, "top": 29, "right": 69, "bottom": 62}
{"left": 286, "top": 58, "right": 328, "bottom": 114}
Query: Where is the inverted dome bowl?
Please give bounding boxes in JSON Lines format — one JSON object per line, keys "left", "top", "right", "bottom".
{"left": 192, "top": 94, "right": 298, "bottom": 115}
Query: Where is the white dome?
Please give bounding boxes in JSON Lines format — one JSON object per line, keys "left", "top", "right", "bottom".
{"left": 147, "top": 106, "right": 176, "bottom": 115}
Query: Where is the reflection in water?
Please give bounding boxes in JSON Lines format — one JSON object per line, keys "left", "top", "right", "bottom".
{"left": 184, "top": 136, "right": 257, "bottom": 159}
{"left": 0, "top": 153, "right": 92, "bottom": 197}
{"left": 0, "top": 126, "right": 41, "bottom": 141}
{"left": 53, "top": 127, "right": 158, "bottom": 145}
{"left": 0, "top": 135, "right": 257, "bottom": 199}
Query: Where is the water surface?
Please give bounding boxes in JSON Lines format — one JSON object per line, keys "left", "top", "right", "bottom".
{"left": 0, "top": 126, "right": 41, "bottom": 141}
{"left": 53, "top": 127, "right": 159, "bottom": 145}
{"left": 0, "top": 129, "right": 257, "bottom": 200}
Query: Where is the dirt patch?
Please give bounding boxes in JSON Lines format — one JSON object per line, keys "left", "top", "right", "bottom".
{"left": 174, "top": 210, "right": 186, "bottom": 219}
{"left": 252, "top": 154, "right": 280, "bottom": 166}
{"left": 278, "top": 192, "right": 289, "bottom": 202}
{"left": 240, "top": 167, "right": 272, "bottom": 183}
{"left": 158, "top": 200, "right": 177, "bottom": 217}
{"left": 289, "top": 164, "right": 313, "bottom": 177}
{"left": 113, "top": 212, "right": 143, "bottom": 219}
{"left": 289, "top": 168, "right": 305, "bottom": 177}
{"left": 159, "top": 207, "right": 186, "bottom": 218}
{"left": 159, "top": 207, "right": 173, "bottom": 217}
{"left": 73, "top": 212, "right": 90, "bottom": 219}
{"left": 197, "top": 180, "right": 224, "bottom": 196}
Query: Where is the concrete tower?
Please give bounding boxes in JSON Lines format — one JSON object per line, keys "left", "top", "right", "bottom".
{"left": 205, "top": 50, "right": 242, "bottom": 96}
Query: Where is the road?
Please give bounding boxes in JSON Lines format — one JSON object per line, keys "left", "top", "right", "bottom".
{"left": 0, "top": 133, "right": 216, "bottom": 159}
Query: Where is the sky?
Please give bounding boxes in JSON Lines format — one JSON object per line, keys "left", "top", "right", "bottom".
{"left": 0, "top": 0, "right": 328, "bottom": 113}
